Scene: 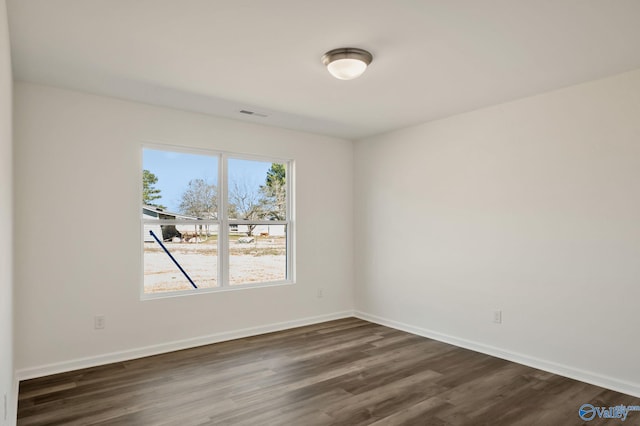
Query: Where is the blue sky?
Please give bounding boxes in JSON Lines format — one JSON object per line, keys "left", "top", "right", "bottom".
{"left": 143, "top": 148, "right": 273, "bottom": 213}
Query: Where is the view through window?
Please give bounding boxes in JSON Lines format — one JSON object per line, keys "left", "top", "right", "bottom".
{"left": 142, "top": 147, "right": 292, "bottom": 295}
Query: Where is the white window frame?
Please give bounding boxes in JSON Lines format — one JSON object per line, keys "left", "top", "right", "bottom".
{"left": 140, "top": 144, "right": 295, "bottom": 299}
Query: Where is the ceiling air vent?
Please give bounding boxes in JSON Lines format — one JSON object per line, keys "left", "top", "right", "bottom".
{"left": 239, "top": 109, "right": 268, "bottom": 118}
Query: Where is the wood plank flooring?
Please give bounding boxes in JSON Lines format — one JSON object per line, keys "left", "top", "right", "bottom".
{"left": 18, "top": 318, "right": 638, "bottom": 425}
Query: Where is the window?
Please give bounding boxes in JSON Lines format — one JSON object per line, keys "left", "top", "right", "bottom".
{"left": 141, "top": 146, "right": 293, "bottom": 296}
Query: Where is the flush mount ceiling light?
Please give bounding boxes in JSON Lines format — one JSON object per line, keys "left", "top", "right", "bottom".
{"left": 322, "top": 48, "right": 373, "bottom": 80}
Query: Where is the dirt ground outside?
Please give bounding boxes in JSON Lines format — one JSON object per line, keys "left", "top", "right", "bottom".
{"left": 143, "top": 236, "right": 286, "bottom": 293}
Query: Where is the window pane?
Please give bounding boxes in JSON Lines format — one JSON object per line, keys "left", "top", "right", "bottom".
{"left": 229, "top": 225, "right": 287, "bottom": 285}
{"left": 143, "top": 149, "right": 218, "bottom": 219}
{"left": 144, "top": 223, "right": 218, "bottom": 293}
{"left": 227, "top": 159, "right": 286, "bottom": 221}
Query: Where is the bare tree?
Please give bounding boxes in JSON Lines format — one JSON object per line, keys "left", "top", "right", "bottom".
{"left": 179, "top": 179, "right": 217, "bottom": 238}
{"left": 179, "top": 179, "right": 217, "bottom": 218}
{"left": 228, "top": 180, "right": 264, "bottom": 236}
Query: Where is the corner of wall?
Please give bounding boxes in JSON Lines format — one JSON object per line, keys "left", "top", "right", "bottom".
{"left": 1, "top": 0, "right": 14, "bottom": 422}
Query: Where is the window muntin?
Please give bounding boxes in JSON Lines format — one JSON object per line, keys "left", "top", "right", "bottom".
{"left": 141, "top": 147, "right": 292, "bottom": 296}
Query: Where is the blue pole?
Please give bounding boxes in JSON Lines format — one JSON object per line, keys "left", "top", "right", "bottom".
{"left": 149, "top": 230, "right": 198, "bottom": 289}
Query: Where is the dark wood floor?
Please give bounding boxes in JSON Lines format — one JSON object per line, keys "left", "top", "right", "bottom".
{"left": 18, "top": 318, "right": 637, "bottom": 425}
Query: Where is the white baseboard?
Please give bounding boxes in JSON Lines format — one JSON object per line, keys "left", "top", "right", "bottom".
{"left": 16, "top": 310, "right": 354, "bottom": 382}
{"left": 354, "top": 310, "right": 640, "bottom": 398}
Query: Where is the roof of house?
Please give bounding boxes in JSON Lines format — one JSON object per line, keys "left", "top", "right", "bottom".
{"left": 142, "top": 205, "right": 201, "bottom": 221}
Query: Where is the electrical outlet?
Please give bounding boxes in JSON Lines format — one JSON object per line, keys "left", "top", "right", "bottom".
{"left": 94, "top": 315, "right": 106, "bottom": 330}
{"left": 493, "top": 310, "right": 502, "bottom": 324}
{"left": 317, "top": 288, "right": 324, "bottom": 299}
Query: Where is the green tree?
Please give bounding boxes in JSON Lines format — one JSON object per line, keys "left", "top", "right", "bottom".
{"left": 142, "top": 169, "right": 165, "bottom": 209}
{"left": 260, "top": 163, "right": 286, "bottom": 220}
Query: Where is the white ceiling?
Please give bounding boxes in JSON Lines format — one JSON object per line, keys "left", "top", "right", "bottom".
{"left": 7, "top": 1, "right": 640, "bottom": 140}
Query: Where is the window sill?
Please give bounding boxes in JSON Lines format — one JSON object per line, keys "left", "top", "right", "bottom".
{"left": 140, "top": 280, "right": 295, "bottom": 301}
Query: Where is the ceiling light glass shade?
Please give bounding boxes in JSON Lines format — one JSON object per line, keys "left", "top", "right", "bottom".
{"left": 322, "top": 48, "right": 373, "bottom": 80}
{"left": 326, "top": 58, "right": 368, "bottom": 80}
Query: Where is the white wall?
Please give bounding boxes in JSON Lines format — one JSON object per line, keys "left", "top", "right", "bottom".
{"left": 0, "top": 0, "right": 13, "bottom": 423}
{"left": 13, "top": 82, "right": 354, "bottom": 374}
{"left": 355, "top": 69, "right": 640, "bottom": 396}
